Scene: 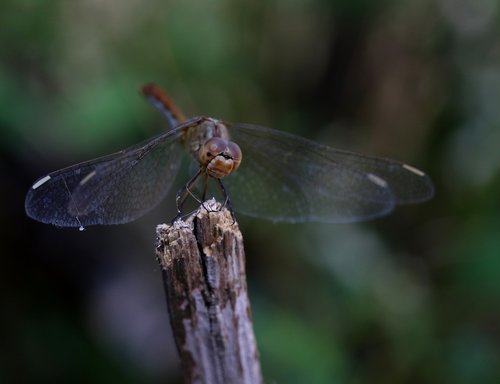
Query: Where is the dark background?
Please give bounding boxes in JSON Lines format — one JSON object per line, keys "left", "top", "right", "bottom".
{"left": 2, "top": 1, "right": 500, "bottom": 383}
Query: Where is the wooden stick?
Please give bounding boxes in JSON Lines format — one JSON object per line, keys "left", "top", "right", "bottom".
{"left": 156, "top": 200, "right": 263, "bottom": 384}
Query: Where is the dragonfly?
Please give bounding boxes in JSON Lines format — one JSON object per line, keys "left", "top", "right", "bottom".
{"left": 25, "top": 84, "right": 434, "bottom": 230}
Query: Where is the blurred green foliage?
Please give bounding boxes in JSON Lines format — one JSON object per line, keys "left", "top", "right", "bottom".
{"left": 2, "top": 0, "right": 500, "bottom": 383}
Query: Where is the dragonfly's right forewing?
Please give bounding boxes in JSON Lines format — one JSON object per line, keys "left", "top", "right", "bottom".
{"left": 25, "top": 128, "right": 185, "bottom": 227}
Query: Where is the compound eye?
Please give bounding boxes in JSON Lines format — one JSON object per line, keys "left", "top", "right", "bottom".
{"left": 200, "top": 137, "right": 227, "bottom": 164}
{"left": 205, "top": 137, "right": 227, "bottom": 157}
{"left": 227, "top": 141, "right": 242, "bottom": 171}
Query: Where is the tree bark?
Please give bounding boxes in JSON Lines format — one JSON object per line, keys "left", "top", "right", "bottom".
{"left": 156, "top": 201, "right": 263, "bottom": 384}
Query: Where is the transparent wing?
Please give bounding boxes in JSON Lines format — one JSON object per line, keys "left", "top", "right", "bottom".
{"left": 225, "top": 123, "right": 434, "bottom": 223}
{"left": 25, "top": 128, "right": 185, "bottom": 227}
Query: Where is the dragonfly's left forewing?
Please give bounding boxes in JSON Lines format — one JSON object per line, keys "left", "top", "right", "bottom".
{"left": 224, "top": 123, "right": 433, "bottom": 223}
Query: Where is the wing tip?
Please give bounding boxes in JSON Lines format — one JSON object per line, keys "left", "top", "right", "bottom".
{"left": 31, "top": 175, "right": 51, "bottom": 189}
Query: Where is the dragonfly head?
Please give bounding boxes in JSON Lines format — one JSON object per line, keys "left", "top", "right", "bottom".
{"left": 200, "top": 137, "right": 242, "bottom": 179}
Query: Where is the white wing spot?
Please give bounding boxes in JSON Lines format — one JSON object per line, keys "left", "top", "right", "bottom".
{"left": 80, "top": 170, "right": 97, "bottom": 185}
{"left": 367, "top": 173, "right": 388, "bottom": 188}
{"left": 32, "top": 175, "right": 51, "bottom": 189}
{"left": 403, "top": 164, "right": 425, "bottom": 176}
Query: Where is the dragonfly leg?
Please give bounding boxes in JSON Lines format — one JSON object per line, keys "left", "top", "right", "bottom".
{"left": 174, "top": 170, "right": 203, "bottom": 222}
{"left": 199, "top": 174, "right": 211, "bottom": 212}
{"left": 216, "top": 179, "right": 236, "bottom": 224}
{"left": 201, "top": 174, "right": 209, "bottom": 201}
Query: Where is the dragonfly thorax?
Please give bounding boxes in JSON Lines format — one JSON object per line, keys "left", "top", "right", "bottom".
{"left": 183, "top": 117, "right": 229, "bottom": 156}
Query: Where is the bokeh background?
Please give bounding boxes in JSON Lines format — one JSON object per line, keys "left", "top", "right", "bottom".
{"left": 2, "top": 0, "right": 500, "bottom": 383}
